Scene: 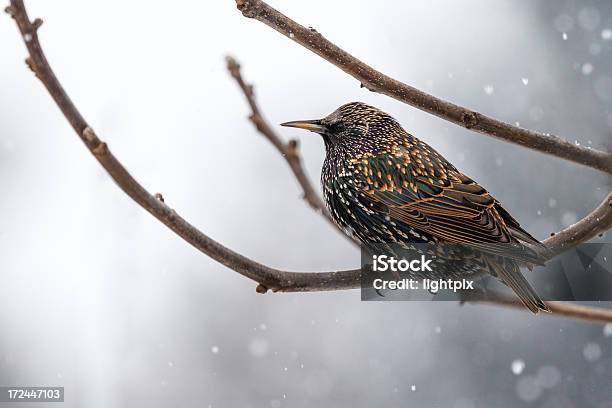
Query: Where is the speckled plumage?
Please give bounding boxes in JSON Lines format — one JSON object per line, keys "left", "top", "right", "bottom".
{"left": 282, "top": 102, "right": 550, "bottom": 313}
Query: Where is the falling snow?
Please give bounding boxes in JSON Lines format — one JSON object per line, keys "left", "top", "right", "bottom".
{"left": 561, "top": 212, "right": 577, "bottom": 227}
{"left": 577, "top": 7, "right": 601, "bottom": 31}
{"left": 582, "top": 342, "right": 602, "bottom": 362}
{"left": 511, "top": 359, "right": 525, "bottom": 375}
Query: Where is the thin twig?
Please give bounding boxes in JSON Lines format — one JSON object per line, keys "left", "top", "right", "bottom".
{"left": 464, "top": 290, "right": 612, "bottom": 325}
{"left": 226, "top": 56, "right": 362, "bottom": 246}
{"left": 225, "top": 56, "right": 342, "bottom": 233}
{"left": 233, "top": 0, "right": 612, "bottom": 175}
{"left": 6, "top": 0, "right": 612, "bottom": 325}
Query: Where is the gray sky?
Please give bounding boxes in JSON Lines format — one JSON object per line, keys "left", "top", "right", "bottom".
{"left": 1, "top": 1, "right": 611, "bottom": 407}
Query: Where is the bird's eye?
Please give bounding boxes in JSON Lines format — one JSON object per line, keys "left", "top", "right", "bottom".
{"left": 329, "top": 122, "right": 344, "bottom": 133}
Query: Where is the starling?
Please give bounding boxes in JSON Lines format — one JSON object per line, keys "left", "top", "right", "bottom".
{"left": 281, "top": 102, "right": 550, "bottom": 314}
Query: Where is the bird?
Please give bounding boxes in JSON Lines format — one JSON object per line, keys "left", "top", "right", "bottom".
{"left": 281, "top": 102, "right": 550, "bottom": 314}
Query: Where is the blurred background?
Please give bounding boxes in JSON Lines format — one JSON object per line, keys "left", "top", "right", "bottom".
{"left": 1, "top": 0, "right": 611, "bottom": 406}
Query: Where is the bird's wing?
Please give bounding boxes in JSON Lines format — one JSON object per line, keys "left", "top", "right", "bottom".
{"left": 349, "top": 149, "right": 545, "bottom": 264}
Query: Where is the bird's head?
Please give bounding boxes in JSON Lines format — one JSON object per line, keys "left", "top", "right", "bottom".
{"left": 281, "top": 102, "right": 404, "bottom": 154}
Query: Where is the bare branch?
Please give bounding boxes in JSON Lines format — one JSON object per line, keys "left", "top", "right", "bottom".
{"left": 464, "top": 289, "right": 612, "bottom": 325}
{"left": 233, "top": 0, "right": 612, "bottom": 175}
{"left": 7, "top": 0, "right": 612, "bottom": 325}
{"left": 545, "top": 193, "right": 612, "bottom": 257}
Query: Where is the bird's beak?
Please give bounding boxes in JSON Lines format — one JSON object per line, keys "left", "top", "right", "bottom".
{"left": 280, "top": 119, "right": 327, "bottom": 134}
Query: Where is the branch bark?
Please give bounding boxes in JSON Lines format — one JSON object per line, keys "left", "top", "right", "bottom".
{"left": 545, "top": 193, "right": 612, "bottom": 257}
{"left": 233, "top": 0, "right": 612, "bottom": 175}
{"left": 6, "top": 0, "right": 612, "bottom": 325}
{"left": 464, "top": 290, "right": 612, "bottom": 325}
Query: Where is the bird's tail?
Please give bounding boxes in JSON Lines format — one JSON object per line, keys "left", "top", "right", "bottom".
{"left": 488, "top": 258, "right": 551, "bottom": 314}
